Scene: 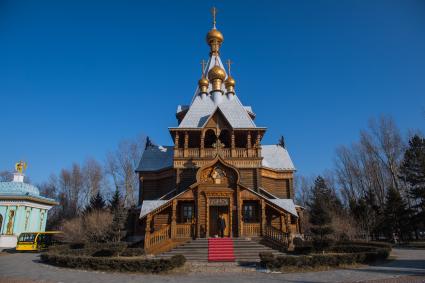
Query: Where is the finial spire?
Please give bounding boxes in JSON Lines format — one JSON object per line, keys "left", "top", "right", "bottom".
{"left": 201, "top": 59, "right": 206, "bottom": 76}
{"left": 206, "top": 7, "right": 223, "bottom": 56}
{"left": 226, "top": 59, "right": 232, "bottom": 75}
{"left": 198, "top": 59, "right": 209, "bottom": 94}
{"left": 211, "top": 7, "right": 217, "bottom": 29}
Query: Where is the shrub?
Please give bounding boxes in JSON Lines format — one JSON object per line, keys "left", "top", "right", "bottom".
{"left": 61, "top": 211, "right": 114, "bottom": 244}
{"left": 120, "top": 248, "right": 145, "bottom": 257}
{"left": 40, "top": 253, "right": 186, "bottom": 273}
{"left": 169, "top": 254, "right": 186, "bottom": 267}
{"left": 260, "top": 243, "right": 391, "bottom": 270}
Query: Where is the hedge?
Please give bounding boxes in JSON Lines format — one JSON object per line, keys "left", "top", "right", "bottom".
{"left": 48, "top": 243, "right": 144, "bottom": 258}
{"left": 260, "top": 242, "right": 391, "bottom": 270}
{"left": 40, "top": 253, "right": 186, "bottom": 273}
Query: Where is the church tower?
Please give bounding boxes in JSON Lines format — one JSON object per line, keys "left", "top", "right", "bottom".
{"left": 135, "top": 8, "right": 302, "bottom": 254}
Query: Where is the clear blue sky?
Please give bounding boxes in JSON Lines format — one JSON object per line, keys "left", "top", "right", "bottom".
{"left": 1, "top": 0, "right": 425, "bottom": 184}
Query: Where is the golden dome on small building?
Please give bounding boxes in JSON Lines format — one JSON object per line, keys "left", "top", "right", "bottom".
{"left": 198, "top": 76, "right": 209, "bottom": 93}
{"left": 206, "top": 29, "right": 224, "bottom": 45}
{"left": 225, "top": 75, "right": 235, "bottom": 88}
{"left": 208, "top": 65, "right": 226, "bottom": 81}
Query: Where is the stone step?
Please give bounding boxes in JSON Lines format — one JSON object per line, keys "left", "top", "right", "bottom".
{"left": 156, "top": 238, "right": 286, "bottom": 262}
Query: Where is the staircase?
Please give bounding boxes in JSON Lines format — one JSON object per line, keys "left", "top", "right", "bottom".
{"left": 208, "top": 238, "right": 235, "bottom": 262}
{"left": 157, "top": 238, "right": 285, "bottom": 262}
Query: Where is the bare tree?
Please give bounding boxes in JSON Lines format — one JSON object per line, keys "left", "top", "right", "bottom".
{"left": 82, "top": 158, "right": 105, "bottom": 205}
{"left": 105, "top": 136, "right": 145, "bottom": 207}
{"left": 294, "top": 175, "right": 313, "bottom": 208}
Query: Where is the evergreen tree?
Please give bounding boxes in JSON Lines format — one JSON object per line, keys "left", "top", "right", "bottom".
{"left": 109, "top": 188, "right": 121, "bottom": 211}
{"left": 399, "top": 135, "right": 425, "bottom": 229}
{"left": 308, "top": 176, "right": 334, "bottom": 252}
{"left": 85, "top": 191, "right": 106, "bottom": 213}
{"left": 381, "top": 187, "right": 412, "bottom": 241}
{"left": 109, "top": 189, "right": 127, "bottom": 242}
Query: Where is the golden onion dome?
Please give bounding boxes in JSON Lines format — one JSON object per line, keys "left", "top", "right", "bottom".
{"left": 198, "top": 76, "right": 209, "bottom": 88}
{"left": 225, "top": 75, "right": 235, "bottom": 88}
{"left": 208, "top": 65, "right": 226, "bottom": 81}
{"left": 206, "top": 28, "right": 224, "bottom": 45}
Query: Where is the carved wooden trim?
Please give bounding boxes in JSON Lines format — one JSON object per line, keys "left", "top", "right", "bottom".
{"left": 261, "top": 168, "right": 294, "bottom": 179}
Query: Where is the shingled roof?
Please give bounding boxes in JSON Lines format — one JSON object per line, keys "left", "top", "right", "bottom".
{"left": 137, "top": 144, "right": 295, "bottom": 172}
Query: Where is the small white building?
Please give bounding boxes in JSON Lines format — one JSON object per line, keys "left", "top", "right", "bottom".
{"left": 0, "top": 163, "right": 57, "bottom": 248}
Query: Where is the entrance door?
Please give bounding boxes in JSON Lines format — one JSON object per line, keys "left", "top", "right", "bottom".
{"left": 209, "top": 206, "right": 229, "bottom": 237}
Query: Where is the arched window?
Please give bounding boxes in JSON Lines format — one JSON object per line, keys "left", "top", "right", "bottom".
{"left": 218, "top": 129, "right": 231, "bottom": 148}
{"left": 204, "top": 129, "right": 217, "bottom": 148}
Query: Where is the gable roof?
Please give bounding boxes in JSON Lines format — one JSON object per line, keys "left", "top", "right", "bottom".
{"left": 178, "top": 93, "right": 256, "bottom": 129}
{"left": 136, "top": 145, "right": 174, "bottom": 172}
{"left": 176, "top": 54, "right": 258, "bottom": 129}
{"left": 136, "top": 144, "right": 295, "bottom": 172}
{"left": 261, "top": 145, "right": 295, "bottom": 171}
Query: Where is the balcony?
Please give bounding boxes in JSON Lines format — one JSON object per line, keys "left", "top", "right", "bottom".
{"left": 174, "top": 147, "right": 260, "bottom": 158}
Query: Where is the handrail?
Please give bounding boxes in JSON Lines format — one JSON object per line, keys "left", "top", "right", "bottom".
{"left": 243, "top": 223, "right": 261, "bottom": 237}
{"left": 264, "top": 225, "right": 289, "bottom": 247}
{"left": 146, "top": 224, "right": 170, "bottom": 250}
{"left": 175, "top": 223, "right": 192, "bottom": 238}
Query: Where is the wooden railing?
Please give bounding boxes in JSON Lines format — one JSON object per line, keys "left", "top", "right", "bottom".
{"left": 221, "top": 148, "right": 231, "bottom": 158}
{"left": 263, "top": 225, "right": 289, "bottom": 247}
{"left": 186, "top": 148, "right": 199, "bottom": 157}
{"left": 174, "top": 148, "right": 184, "bottom": 158}
{"left": 243, "top": 223, "right": 261, "bottom": 237}
{"left": 175, "top": 223, "right": 192, "bottom": 238}
{"left": 174, "top": 147, "right": 259, "bottom": 159}
{"left": 234, "top": 148, "right": 248, "bottom": 158}
{"left": 204, "top": 148, "right": 216, "bottom": 158}
{"left": 145, "top": 224, "right": 170, "bottom": 250}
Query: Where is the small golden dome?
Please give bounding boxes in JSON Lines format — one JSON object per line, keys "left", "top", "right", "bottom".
{"left": 208, "top": 65, "right": 226, "bottom": 81}
{"left": 225, "top": 75, "right": 235, "bottom": 88}
{"left": 198, "top": 77, "right": 209, "bottom": 87}
{"left": 206, "top": 28, "right": 224, "bottom": 45}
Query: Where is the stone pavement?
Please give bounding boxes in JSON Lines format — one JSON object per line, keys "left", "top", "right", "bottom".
{"left": 0, "top": 248, "right": 424, "bottom": 283}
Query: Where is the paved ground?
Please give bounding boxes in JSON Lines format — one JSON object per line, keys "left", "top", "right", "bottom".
{"left": 0, "top": 248, "right": 424, "bottom": 283}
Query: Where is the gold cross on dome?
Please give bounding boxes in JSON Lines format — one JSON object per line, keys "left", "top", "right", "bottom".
{"left": 201, "top": 59, "right": 206, "bottom": 75}
{"left": 226, "top": 59, "right": 232, "bottom": 74}
{"left": 211, "top": 7, "right": 217, "bottom": 29}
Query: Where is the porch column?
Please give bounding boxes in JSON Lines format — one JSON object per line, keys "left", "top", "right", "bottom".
{"left": 231, "top": 131, "right": 236, "bottom": 157}
{"left": 229, "top": 196, "right": 233, "bottom": 237}
{"left": 171, "top": 200, "right": 177, "bottom": 238}
{"left": 261, "top": 199, "right": 266, "bottom": 236}
{"left": 145, "top": 214, "right": 152, "bottom": 250}
{"left": 206, "top": 197, "right": 210, "bottom": 237}
{"left": 237, "top": 189, "right": 243, "bottom": 237}
{"left": 280, "top": 215, "right": 285, "bottom": 232}
{"left": 200, "top": 131, "right": 205, "bottom": 158}
{"left": 256, "top": 132, "right": 262, "bottom": 158}
{"left": 247, "top": 131, "right": 252, "bottom": 157}
{"left": 174, "top": 132, "right": 179, "bottom": 153}
{"left": 183, "top": 131, "right": 189, "bottom": 157}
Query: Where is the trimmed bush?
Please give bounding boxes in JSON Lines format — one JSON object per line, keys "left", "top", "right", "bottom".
{"left": 260, "top": 243, "right": 391, "bottom": 270}
{"left": 41, "top": 253, "right": 185, "bottom": 273}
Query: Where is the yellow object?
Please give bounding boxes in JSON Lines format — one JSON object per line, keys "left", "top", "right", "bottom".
{"left": 206, "top": 7, "right": 224, "bottom": 55}
{"left": 15, "top": 161, "right": 27, "bottom": 174}
{"left": 16, "top": 231, "right": 63, "bottom": 251}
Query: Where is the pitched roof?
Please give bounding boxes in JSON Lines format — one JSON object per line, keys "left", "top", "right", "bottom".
{"left": 136, "top": 145, "right": 174, "bottom": 172}
{"left": 136, "top": 144, "right": 295, "bottom": 172}
{"left": 261, "top": 145, "right": 295, "bottom": 171}
{"left": 139, "top": 200, "right": 168, "bottom": 218}
{"left": 177, "top": 54, "right": 257, "bottom": 129}
{"left": 269, "top": 198, "right": 298, "bottom": 217}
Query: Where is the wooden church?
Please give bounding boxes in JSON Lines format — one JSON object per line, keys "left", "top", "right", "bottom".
{"left": 133, "top": 9, "right": 304, "bottom": 254}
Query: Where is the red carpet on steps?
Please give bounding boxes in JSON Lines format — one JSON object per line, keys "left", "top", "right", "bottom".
{"left": 208, "top": 238, "right": 236, "bottom": 262}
